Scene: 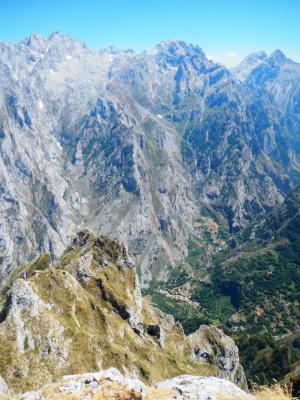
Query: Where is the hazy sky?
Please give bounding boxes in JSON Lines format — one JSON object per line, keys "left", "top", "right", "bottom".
{"left": 1, "top": 0, "right": 299, "bottom": 66}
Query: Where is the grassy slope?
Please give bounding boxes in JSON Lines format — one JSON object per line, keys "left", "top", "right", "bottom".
{"left": 0, "top": 231, "right": 216, "bottom": 394}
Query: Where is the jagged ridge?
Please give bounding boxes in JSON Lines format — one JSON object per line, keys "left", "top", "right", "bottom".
{"left": 0, "top": 230, "right": 246, "bottom": 394}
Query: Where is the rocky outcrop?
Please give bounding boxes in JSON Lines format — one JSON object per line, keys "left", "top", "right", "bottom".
{"left": 150, "top": 375, "right": 250, "bottom": 400}
{"left": 188, "top": 325, "right": 247, "bottom": 388}
{"left": 0, "top": 230, "right": 246, "bottom": 393}
{"left": 20, "top": 369, "right": 145, "bottom": 400}
{"left": 0, "top": 375, "right": 8, "bottom": 396}
{"left": 18, "top": 368, "right": 250, "bottom": 400}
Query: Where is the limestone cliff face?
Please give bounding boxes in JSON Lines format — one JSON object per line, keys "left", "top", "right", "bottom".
{"left": 0, "top": 230, "right": 246, "bottom": 393}
{"left": 0, "top": 34, "right": 296, "bottom": 285}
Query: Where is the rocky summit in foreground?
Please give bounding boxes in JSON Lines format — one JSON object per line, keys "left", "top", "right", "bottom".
{"left": 0, "top": 230, "right": 246, "bottom": 395}
{"left": 13, "top": 368, "right": 250, "bottom": 400}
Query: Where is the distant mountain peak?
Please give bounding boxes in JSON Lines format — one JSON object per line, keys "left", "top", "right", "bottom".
{"left": 270, "top": 49, "right": 287, "bottom": 64}
{"left": 49, "top": 30, "right": 62, "bottom": 38}
{"left": 48, "top": 30, "right": 76, "bottom": 42}
{"left": 24, "top": 32, "right": 48, "bottom": 47}
{"left": 237, "top": 49, "right": 291, "bottom": 70}
{"left": 234, "top": 48, "right": 299, "bottom": 83}
{"left": 156, "top": 39, "right": 206, "bottom": 58}
{"left": 20, "top": 31, "right": 85, "bottom": 53}
{"left": 241, "top": 51, "right": 268, "bottom": 65}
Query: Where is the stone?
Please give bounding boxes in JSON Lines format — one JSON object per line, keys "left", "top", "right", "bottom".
{"left": 20, "top": 369, "right": 251, "bottom": 400}
{"left": 152, "top": 375, "right": 251, "bottom": 400}
{"left": 188, "top": 325, "right": 247, "bottom": 388}
{"left": 0, "top": 375, "right": 9, "bottom": 396}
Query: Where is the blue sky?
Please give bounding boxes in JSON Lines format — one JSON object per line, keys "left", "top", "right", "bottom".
{"left": 1, "top": 0, "right": 299, "bottom": 66}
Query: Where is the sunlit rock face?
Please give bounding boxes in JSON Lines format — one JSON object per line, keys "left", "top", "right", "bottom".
{"left": 0, "top": 375, "right": 8, "bottom": 396}
{"left": 0, "top": 34, "right": 298, "bottom": 285}
{"left": 19, "top": 369, "right": 251, "bottom": 400}
{"left": 188, "top": 325, "right": 247, "bottom": 388}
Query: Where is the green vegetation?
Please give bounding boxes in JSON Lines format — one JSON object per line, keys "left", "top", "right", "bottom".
{"left": 187, "top": 238, "right": 205, "bottom": 268}
{"left": 143, "top": 288, "right": 205, "bottom": 333}
{"left": 147, "top": 188, "right": 300, "bottom": 386}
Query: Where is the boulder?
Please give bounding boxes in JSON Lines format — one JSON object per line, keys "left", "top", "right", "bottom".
{"left": 20, "top": 369, "right": 250, "bottom": 400}
{"left": 151, "top": 375, "right": 251, "bottom": 400}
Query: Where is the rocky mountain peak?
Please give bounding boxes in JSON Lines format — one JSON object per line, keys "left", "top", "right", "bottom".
{"left": 238, "top": 49, "right": 288, "bottom": 69}
{"left": 24, "top": 31, "right": 80, "bottom": 46}
{"left": 270, "top": 49, "right": 288, "bottom": 64}
{"left": 66, "top": 229, "right": 134, "bottom": 268}
{"left": 154, "top": 39, "right": 208, "bottom": 68}
{"left": 157, "top": 39, "right": 205, "bottom": 56}
{"left": 24, "top": 32, "right": 47, "bottom": 47}
{"left": 47, "top": 30, "right": 88, "bottom": 52}
{"left": 49, "top": 30, "right": 69, "bottom": 40}
{"left": 240, "top": 51, "right": 268, "bottom": 66}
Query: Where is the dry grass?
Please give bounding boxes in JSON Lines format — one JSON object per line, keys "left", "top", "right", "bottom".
{"left": 0, "top": 383, "right": 295, "bottom": 400}
{"left": 144, "top": 386, "right": 180, "bottom": 400}
{"left": 252, "top": 384, "right": 293, "bottom": 400}
{"left": 88, "top": 380, "right": 142, "bottom": 400}
{"left": 218, "top": 384, "right": 293, "bottom": 400}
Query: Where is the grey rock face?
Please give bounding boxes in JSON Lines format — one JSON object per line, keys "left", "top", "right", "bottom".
{"left": 154, "top": 375, "right": 250, "bottom": 400}
{"left": 0, "top": 279, "right": 51, "bottom": 355}
{"left": 0, "top": 34, "right": 298, "bottom": 285}
{"left": 21, "top": 368, "right": 147, "bottom": 400}
{"left": 20, "top": 368, "right": 250, "bottom": 400}
{"left": 188, "top": 325, "right": 247, "bottom": 388}
{"left": 0, "top": 375, "right": 9, "bottom": 396}
{"left": 234, "top": 50, "right": 300, "bottom": 180}
{"left": 1, "top": 278, "right": 70, "bottom": 367}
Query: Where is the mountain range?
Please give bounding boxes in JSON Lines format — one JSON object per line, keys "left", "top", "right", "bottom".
{"left": 1, "top": 33, "right": 300, "bottom": 287}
